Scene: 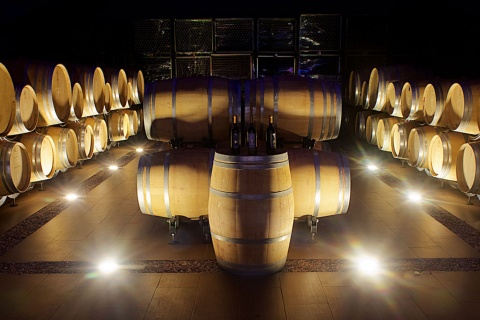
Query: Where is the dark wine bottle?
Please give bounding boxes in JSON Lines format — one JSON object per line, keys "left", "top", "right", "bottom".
{"left": 266, "top": 114, "right": 276, "bottom": 155}
{"left": 231, "top": 115, "right": 240, "bottom": 155}
{"left": 247, "top": 114, "right": 257, "bottom": 155}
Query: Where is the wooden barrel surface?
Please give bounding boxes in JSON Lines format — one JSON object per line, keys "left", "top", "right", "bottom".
{"left": 0, "top": 62, "right": 17, "bottom": 136}
{"left": 68, "top": 65, "right": 105, "bottom": 117}
{"left": 104, "top": 68, "right": 129, "bottom": 110}
{"left": 26, "top": 62, "right": 72, "bottom": 126}
{"left": 65, "top": 122, "right": 95, "bottom": 160}
{"left": 7, "top": 84, "right": 38, "bottom": 136}
{"left": 400, "top": 80, "right": 429, "bottom": 121}
{"left": 376, "top": 117, "right": 404, "bottom": 152}
{"left": 18, "top": 132, "right": 56, "bottom": 183}
{"left": 367, "top": 65, "right": 431, "bottom": 112}
{"left": 428, "top": 131, "right": 469, "bottom": 181}
{"left": 144, "top": 76, "right": 241, "bottom": 143}
{"left": 245, "top": 75, "right": 342, "bottom": 142}
{"left": 0, "top": 140, "right": 31, "bottom": 196}
{"left": 288, "top": 148, "right": 350, "bottom": 218}
{"left": 84, "top": 116, "right": 108, "bottom": 153}
{"left": 456, "top": 141, "right": 480, "bottom": 195}
{"left": 68, "top": 82, "right": 84, "bottom": 122}
{"left": 391, "top": 120, "right": 422, "bottom": 159}
{"left": 137, "top": 147, "right": 214, "bottom": 219}
{"left": 108, "top": 110, "right": 130, "bottom": 142}
{"left": 444, "top": 81, "right": 480, "bottom": 135}
{"left": 422, "top": 79, "right": 454, "bottom": 127}
{"left": 208, "top": 148, "right": 294, "bottom": 276}
{"left": 45, "top": 126, "right": 79, "bottom": 171}
{"left": 355, "top": 110, "right": 375, "bottom": 139}
{"left": 365, "top": 112, "right": 389, "bottom": 145}
{"left": 407, "top": 125, "right": 444, "bottom": 170}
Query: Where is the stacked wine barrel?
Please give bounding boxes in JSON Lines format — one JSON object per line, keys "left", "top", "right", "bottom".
{"left": 0, "top": 60, "right": 144, "bottom": 204}
{"left": 346, "top": 64, "right": 480, "bottom": 196}
{"left": 138, "top": 74, "right": 350, "bottom": 275}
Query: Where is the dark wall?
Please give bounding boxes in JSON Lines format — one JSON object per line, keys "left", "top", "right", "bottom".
{"left": 1, "top": 0, "right": 479, "bottom": 79}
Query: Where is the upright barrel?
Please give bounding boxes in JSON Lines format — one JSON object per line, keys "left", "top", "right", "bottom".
{"left": 208, "top": 148, "right": 294, "bottom": 276}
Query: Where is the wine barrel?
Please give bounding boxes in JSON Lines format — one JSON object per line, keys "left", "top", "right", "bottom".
{"left": 7, "top": 84, "right": 39, "bottom": 136}
{"left": 390, "top": 120, "right": 421, "bottom": 159}
{"left": 245, "top": 75, "right": 342, "bottom": 142}
{"left": 366, "top": 65, "right": 430, "bottom": 112}
{"left": 346, "top": 68, "right": 370, "bottom": 107}
{"left": 376, "top": 116, "right": 404, "bottom": 152}
{"left": 365, "top": 112, "right": 389, "bottom": 145}
{"left": 137, "top": 147, "right": 214, "bottom": 219}
{"left": 107, "top": 110, "right": 130, "bottom": 142}
{"left": 355, "top": 110, "right": 375, "bottom": 139}
{"left": 103, "top": 68, "right": 128, "bottom": 110}
{"left": 384, "top": 80, "right": 404, "bottom": 117}
{"left": 422, "top": 79, "right": 454, "bottom": 127}
{"left": 428, "top": 131, "right": 470, "bottom": 181}
{"left": 407, "top": 125, "right": 444, "bottom": 170}
{"left": 456, "top": 141, "right": 480, "bottom": 194}
{"left": 444, "top": 80, "right": 480, "bottom": 135}
{"left": 68, "top": 82, "right": 84, "bottom": 122}
{"left": 84, "top": 116, "right": 108, "bottom": 154}
{"left": 118, "top": 109, "right": 139, "bottom": 137}
{"left": 68, "top": 64, "right": 106, "bottom": 117}
{"left": 0, "top": 139, "right": 31, "bottom": 196}
{"left": 65, "top": 121, "right": 95, "bottom": 160}
{"left": 208, "top": 148, "right": 294, "bottom": 276}
{"left": 103, "top": 82, "right": 112, "bottom": 114}
{"left": 18, "top": 132, "right": 56, "bottom": 183}
{"left": 400, "top": 80, "right": 429, "bottom": 121}
{"left": 0, "top": 62, "right": 17, "bottom": 137}
{"left": 127, "top": 68, "right": 144, "bottom": 105}
{"left": 144, "top": 76, "right": 241, "bottom": 143}
{"left": 45, "top": 126, "right": 79, "bottom": 171}
{"left": 288, "top": 148, "right": 350, "bottom": 218}
{"left": 126, "top": 81, "right": 134, "bottom": 108}
{"left": 27, "top": 61, "right": 72, "bottom": 126}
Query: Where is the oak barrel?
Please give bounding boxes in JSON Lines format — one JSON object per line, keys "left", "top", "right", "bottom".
{"left": 0, "top": 140, "right": 31, "bottom": 196}
{"left": 407, "top": 125, "right": 444, "bottom": 170}
{"left": 18, "top": 132, "right": 56, "bottom": 183}
{"left": 245, "top": 75, "right": 342, "bottom": 142}
{"left": 208, "top": 148, "right": 294, "bottom": 275}
{"left": 456, "top": 141, "right": 480, "bottom": 194}
{"left": 144, "top": 76, "right": 241, "bottom": 143}
{"left": 45, "top": 126, "right": 79, "bottom": 171}
{"left": 288, "top": 148, "right": 350, "bottom": 218}
{"left": 428, "top": 131, "right": 469, "bottom": 181}
{"left": 137, "top": 147, "right": 214, "bottom": 219}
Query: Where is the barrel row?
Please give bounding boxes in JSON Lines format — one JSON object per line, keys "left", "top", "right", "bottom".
{"left": 143, "top": 75, "right": 343, "bottom": 145}
{"left": 0, "top": 108, "right": 145, "bottom": 199}
{"left": 354, "top": 109, "right": 480, "bottom": 195}
{"left": 137, "top": 146, "right": 350, "bottom": 221}
{"left": 0, "top": 60, "right": 144, "bottom": 137}
{"left": 345, "top": 65, "right": 480, "bottom": 136}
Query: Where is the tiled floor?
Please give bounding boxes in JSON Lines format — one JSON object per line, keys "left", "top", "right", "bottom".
{"left": 1, "top": 121, "right": 480, "bottom": 320}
